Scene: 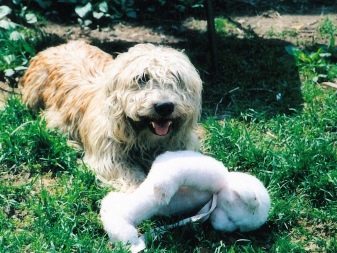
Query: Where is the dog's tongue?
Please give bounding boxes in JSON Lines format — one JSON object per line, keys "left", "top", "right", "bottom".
{"left": 151, "top": 121, "right": 172, "bottom": 136}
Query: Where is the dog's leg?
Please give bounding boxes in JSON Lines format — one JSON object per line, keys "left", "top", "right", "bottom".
{"left": 42, "top": 109, "right": 71, "bottom": 133}
{"left": 111, "top": 164, "right": 146, "bottom": 192}
{"left": 84, "top": 153, "right": 146, "bottom": 192}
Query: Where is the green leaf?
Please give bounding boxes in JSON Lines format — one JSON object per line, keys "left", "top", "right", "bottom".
{"left": 329, "top": 35, "right": 335, "bottom": 49}
{"left": 309, "top": 48, "right": 323, "bottom": 62}
{"left": 319, "top": 53, "right": 331, "bottom": 58}
{"left": 14, "top": 66, "right": 27, "bottom": 71}
{"left": 98, "top": 1, "right": 108, "bottom": 13}
{"left": 22, "top": 42, "right": 35, "bottom": 55}
{"left": 0, "top": 19, "right": 17, "bottom": 29}
{"left": 75, "top": 2, "right": 92, "bottom": 18}
{"left": 285, "top": 45, "right": 300, "bottom": 57}
{"left": 0, "top": 5, "right": 12, "bottom": 20}
{"left": 3, "top": 55, "right": 15, "bottom": 65}
{"left": 93, "top": 11, "right": 104, "bottom": 19}
{"left": 298, "top": 51, "right": 311, "bottom": 63}
{"left": 25, "top": 13, "right": 38, "bottom": 24}
{"left": 192, "top": 3, "right": 204, "bottom": 8}
{"left": 4, "top": 69, "right": 15, "bottom": 77}
{"left": 9, "top": 30, "right": 24, "bottom": 41}
{"left": 83, "top": 19, "right": 92, "bottom": 27}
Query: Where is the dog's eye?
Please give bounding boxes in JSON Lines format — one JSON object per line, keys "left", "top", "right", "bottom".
{"left": 173, "top": 72, "right": 182, "bottom": 86}
{"left": 136, "top": 73, "right": 150, "bottom": 87}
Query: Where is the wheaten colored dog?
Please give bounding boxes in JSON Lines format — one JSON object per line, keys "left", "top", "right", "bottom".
{"left": 100, "top": 151, "right": 271, "bottom": 250}
{"left": 20, "top": 41, "right": 202, "bottom": 190}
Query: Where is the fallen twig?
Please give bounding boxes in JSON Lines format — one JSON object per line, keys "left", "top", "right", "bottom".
{"left": 0, "top": 82, "right": 20, "bottom": 94}
{"left": 320, "top": 81, "right": 337, "bottom": 90}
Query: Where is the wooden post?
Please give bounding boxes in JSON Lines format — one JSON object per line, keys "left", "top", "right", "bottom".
{"left": 205, "top": 0, "right": 218, "bottom": 79}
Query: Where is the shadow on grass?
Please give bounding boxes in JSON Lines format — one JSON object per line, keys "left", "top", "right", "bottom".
{"left": 146, "top": 221, "right": 276, "bottom": 252}
{"left": 186, "top": 34, "right": 303, "bottom": 119}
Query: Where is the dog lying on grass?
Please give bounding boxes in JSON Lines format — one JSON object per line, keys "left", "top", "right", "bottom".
{"left": 100, "top": 151, "right": 271, "bottom": 250}
{"left": 20, "top": 41, "right": 202, "bottom": 191}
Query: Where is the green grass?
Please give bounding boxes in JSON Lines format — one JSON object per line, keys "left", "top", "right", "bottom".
{"left": 0, "top": 98, "right": 112, "bottom": 252}
{"left": 1, "top": 13, "right": 337, "bottom": 253}
{"left": 203, "top": 81, "right": 337, "bottom": 252}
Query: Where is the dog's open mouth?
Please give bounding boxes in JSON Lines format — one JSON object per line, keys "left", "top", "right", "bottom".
{"left": 149, "top": 120, "right": 173, "bottom": 136}
{"left": 128, "top": 116, "right": 177, "bottom": 136}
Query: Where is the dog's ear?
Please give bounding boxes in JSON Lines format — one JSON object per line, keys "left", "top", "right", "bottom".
{"left": 173, "top": 52, "right": 203, "bottom": 124}
{"left": 105, "top": 90, "right": 134, "bottom": 144}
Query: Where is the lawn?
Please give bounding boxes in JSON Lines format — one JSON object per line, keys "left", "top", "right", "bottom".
{"left": 1, "top": 3, "right": 337, "bottom": 253}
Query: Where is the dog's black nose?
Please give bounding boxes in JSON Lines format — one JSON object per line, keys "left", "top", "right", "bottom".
{"left": 154, "top": 102, "right": 175, "bottom": 117}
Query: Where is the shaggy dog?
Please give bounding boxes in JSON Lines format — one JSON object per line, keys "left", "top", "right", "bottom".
{"left": 20, "top": 41, "right": 202, "bottom": 190}
{"left": 100, "top": 151, "right": 271, "bottom": 251}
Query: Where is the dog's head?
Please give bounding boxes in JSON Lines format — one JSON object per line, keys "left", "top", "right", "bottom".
{"left": 104, "top": 44, "right": 202, "bottom": 143}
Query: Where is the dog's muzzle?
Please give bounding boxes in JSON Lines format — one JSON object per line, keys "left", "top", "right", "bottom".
{"left": 148, "top": 102, "right": 174, "bottom": 136}
{"left": 128, "top": 102, "right": 178, "bottom": 136}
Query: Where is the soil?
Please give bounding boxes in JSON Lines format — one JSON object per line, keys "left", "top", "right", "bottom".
{"left": 42, "top": 10, "right": 336, "bottom": 46}
{"left": 1, "top": 3, "right": 336, "bottom": 108}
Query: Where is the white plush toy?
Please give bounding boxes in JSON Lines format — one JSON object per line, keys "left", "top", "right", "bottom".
{"left": 100, "top": 151, "right": 271, "bottom": 252}
{"left": 209, "top": 171, "right": 271, "bottom": 232}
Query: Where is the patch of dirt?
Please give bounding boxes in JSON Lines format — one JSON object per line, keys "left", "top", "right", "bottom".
{"left": 0, "top": 81, "right": 19, "bottom": 109}
{"left": 292, "top": 218, "right": 337, "bottom": 252}
{"left": 0, "top": 87, "right": 8, "bottom": 109}
{"left": 235, "top": 11, "right": 337, "bottom": 43}
{"left": 1, "top": 171, "right": 31, "bottom": 187}
{"left": 1, "top": 171, "right": 56, "bottom": 190}
{"left": 42, "top": 22, "right": 183, "bottom": 45}
{"left": 40, "top": 6, "right": 337, "bottom": 46}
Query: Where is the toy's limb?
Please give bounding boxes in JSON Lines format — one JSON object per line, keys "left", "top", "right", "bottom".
{"left": 150, "top": 158, "right": 227, "bottom": 205}
{"left": 210, "top": 208, "right": 237, "bottom": 232}
{"left": 157, "top": 186, "right": 212, "bottom": 216}
{"left": 100, "top": 192, "right": 140, "bottom": 244}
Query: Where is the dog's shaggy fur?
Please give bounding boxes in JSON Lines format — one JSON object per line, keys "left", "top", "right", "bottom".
{"left": 100, "top": 151, "right": 271, "bottom": 249}
{"left": 20, "top": 41, "right": 202, "bottom": 190}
